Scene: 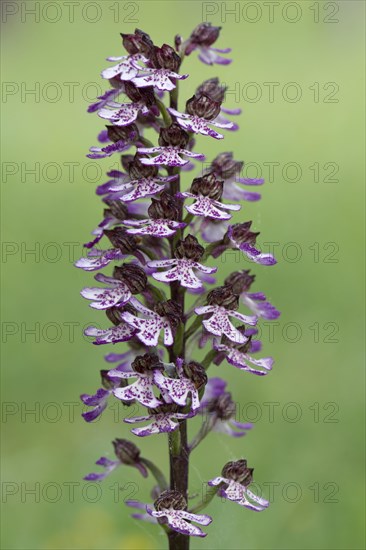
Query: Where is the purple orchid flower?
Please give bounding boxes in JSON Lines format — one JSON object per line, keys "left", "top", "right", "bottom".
{"left": 195, "top": 304, "right": 257, "bottom": 343}
{"left": 168, "top": 107, "right": 233, "bottom": 139}
{"left": 101, "top": 53, "right": 148, "bottom": 81}
{"left": 179, "top": 191, "right": 240, "bottom": 220}
{"left": 84, "top": 439, "right": 148, "bottom": 481}
{"left": 208, "top": 460, "right": 269, "bottom": 512}
{"left": 81, "top": 273, "right": 131, "bottom": 310}
{"left": 137, "top": 145, "right": 204, "bottom": 167}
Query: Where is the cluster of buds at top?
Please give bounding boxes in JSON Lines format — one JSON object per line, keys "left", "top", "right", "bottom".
{"left": 77, "top": 22, "right": 279, "bottom": 542}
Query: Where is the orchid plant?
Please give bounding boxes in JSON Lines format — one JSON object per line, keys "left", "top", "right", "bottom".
{"left": 77, "top": 23, "right": 280, "bottom": 550}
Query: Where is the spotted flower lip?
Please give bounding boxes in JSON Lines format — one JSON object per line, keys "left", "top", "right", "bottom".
{"left": 132, "top": 68, "right": 188, "bottom": 91}
{"left": 81, "top": 273, "right": 131, "bottom": 310}
{"left": 147, "top": 258, "right": 216, "bottom": 289}
{"left": 137, "top": 145, "right": 204, "bottom": 167}
{"left": 153, "top": 359, "right": 203, "bottom": 411}
{"left": 214, "top": 341, "right": 273, "bottom": 376}
{"left": 124, "top": 410, "right": 192, "bottom": 437}
{"left": 195, "top": 304, "right": 257, "bottom": 343}
{"left": 208, "top": 476, "right": 269, "bottom": 511}
{"left": 98, "top": 100, "right": 150, "bottom": 126}
{"left": 146, "top": 506, "right": 212, "bottom": 537}
{"left": 111, "top": 369, "right": 163, "bottom": 409}
{"left": 168, "top": 107, "right": 233, "bottom": 139}
{"left": 87, "top": 88, "right": 122, "bottom": 113}
{"left": 75, "top": 248, "right": 124, "bottom": 271}
{"left": 179, "top": 191, "right": 240, "bottom": 220}
{"left": 241, "top": 292, "right": 280, "bottom": 320}
{"left": 84, "top": 323, "right": 137, "bottom": 345}
{"left": 121, "top": 297, "right": 176, "bottom": 346}
{"left": 87, "top": 139, "right": 132, "bottom": 159}
{"left": 124, "top": 218, "right": 186, "bottom": 238}
{"left": 101, "top": 53, "right": 148, "bottom": 81}
{"left": 228, "top": 225, "right": 277, "bottom": 266}
{"left": 107, "top": 174, "right": 177, "bottom": 202}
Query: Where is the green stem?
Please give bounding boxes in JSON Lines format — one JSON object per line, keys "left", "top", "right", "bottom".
{"left": 189, "top": 485, "right": 219, "bottom": 514}
{"left": 156, "top": 98, "right": 172, "bottom": 126}
{"left": 184, "top": 315, "right": 203, "bottom": 341}
{"left": 140, "top": 458, "right": 169, "bottom": 491}
{"left": 201, "top": 349, "right": 216, "bottom": 370}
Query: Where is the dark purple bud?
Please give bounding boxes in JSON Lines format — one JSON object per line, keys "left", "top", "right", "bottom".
{"left": 207, "top": 392, "right": 236, "bottom": 420}
{"left": 113, "top": 263, "right": 148, "bottom": 294}
{"left": 132, "top": 353, "right": 162, "bottom": 374}
{"left": 121, "top": 29, "right": 154, "bottom": 56}
{"left": 128, "top": 154, "right": 159, "bottom": 179}
{"left": 196, "top": 78, "right": 226, "bottom": 103}
{"left": 225, "top": 222, "right": 259, "bottom": 246}
{"left": 158, "top": 123, "right": 189, "bottom": 149}
{"left": 154, "top": 490, "right": 187, "bottom": 511}
{"left": 185, "top": 23, "right": 221, "bottom": 55}
{"left": 124, "top": 81, "right": 156, "bottom": 108}
{"left": 211, "top": 152, "right": 243, "bottom": 179}
{"left": 174, "top": 234, "right": 204, "bottom": 261}
{"left": 154, "top": 44, "right": 181, "bottom": 72}
{"left": 106, "top": 123, "right": 139, "bottom": 143}
{"left": 183, "top": 361, "right": 207, "bottom": 390}
{"left": 148, "top": 191, "right": 180, "bottom": 221}
{"left": 106, "top": 306, "right": 123, "bottom": 326}
{"left": 186, "top": 94, "right": 221, "bottom": 120}
{"left": 104, "top": 227, "right": 138, "bottom": 253}
{"left": 207, "top": 286, "right": 239, "bottom": 310}
{"left": 222, "top": 459, "right": 254, "bottom": 487}
{"left": 112, "top": 438, "right": 142, "bottom": 465}
{"left": 104, "top": 200, "right": 128, "bottom": 221}
{"left": 154, "top": 299, "right": 182, "bottom": 329}
{"left": 225, "top": 270, "right": 256, "bottom": 293}
{"left": 190, "top": 173, "right": 223, "bottom": 200}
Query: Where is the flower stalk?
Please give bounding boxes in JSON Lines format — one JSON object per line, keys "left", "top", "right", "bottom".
{"left": 76, "top": 22, "right": 280, "bottom": 549}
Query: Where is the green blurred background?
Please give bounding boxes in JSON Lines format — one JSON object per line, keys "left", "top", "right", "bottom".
{"left": 1, "top": 1, "right": 365, "bottom": 548}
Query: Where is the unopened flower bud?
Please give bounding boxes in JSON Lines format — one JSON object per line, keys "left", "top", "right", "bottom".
{"left": 132, "top": 353, "right": 162, "bottom": 374}
{"left": 106, "top": 306, "right": 122, "bottom": 326}
{"left": 196, "top": 78, "right": 226, "bottom": 103}
{"left": 113, "top": 263, "right": 148, "bottom": 294}
{"left": 104, "top": 227, "right": 138, "bottom": 253}
{"left": 148, "top": 192, "right": 180, "bottom": 220}
{"left": 112, "top": 438, "right": 141, "bottom": 465}
{"left": 226, "top": 222, "right": 259, "bottom": 246}
{"left": 174, "top": 234, "right": 204, "bottom": 261}
{"left": 207, "top": 392, "right": 236, "bottom": 420}
{"left": 186, "top": 94, "right": 221, "bottom": 120}
{"left": 158, "top": 123, "right": 189, "bottom": 149}
{"left": 190, "top": 173, "right": 223, "bottom": 200}
{"left": 185, "top": 23, "right": 221, "bottom": 55}
{"left": 106, "top": 123, "right": 139, "bottom": 143}
{"left": 104, "top": 200, "right": 128, "bottom": 221}
{"left": 183, "top": 361, "right": 207, "bottom": 390}
{"left": 207, "top": 286, "right": 239, "bottom": 310}
{"left": 211, "top": 152, "right": 243, "bottom": 179}
{"left": 121, "top": 29, "right": 154, "bottom": 56}
{"left": 225, "top": 270, "right": 256, "bottom": 294}
{"left": 154, "top": 490, "right": 187, "bottom": 511}
{"left": 222, "top": 459, "right": 254, "bottom": 487}
{"left": 154, "top": 44, "right": 181, "bottom": 71}
{"left": 154, "top": 300, "right": 182, "bottom": 329}
{"left": 128, "top": 155, "right": 158, "bottom": 179}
